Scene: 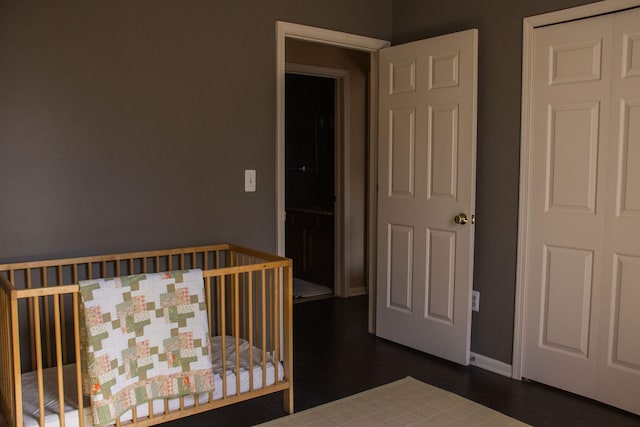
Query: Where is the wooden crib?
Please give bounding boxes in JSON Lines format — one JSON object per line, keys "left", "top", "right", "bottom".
{"left": 0, "top": 244, "right": 293, "bottom": 427}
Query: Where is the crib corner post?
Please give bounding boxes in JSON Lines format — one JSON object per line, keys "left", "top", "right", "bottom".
{"left": 283, "top": 260, "right": 293, "bottom": 414}
{"left": 282, "top": 261, "right": 294, "bottom": 414}
{"left": 10, "top": 293, "right": 24, "bottom": 427}
{"left": 283, "top": 388, "right": 294, "bottom": 415}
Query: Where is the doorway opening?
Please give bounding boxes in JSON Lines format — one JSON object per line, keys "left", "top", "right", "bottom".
{"left": 285, "top": 73, "right": 336, "bottom": 302}
{"left": 276, "top": 22, "right": 389, "bottom": 331}
{"left": 283, "top": 38, "right": 373, "bottom": 303}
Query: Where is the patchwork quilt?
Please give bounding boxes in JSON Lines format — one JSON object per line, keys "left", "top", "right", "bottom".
{"left": 79, "top": 269, "right": 214, "bottom": 425}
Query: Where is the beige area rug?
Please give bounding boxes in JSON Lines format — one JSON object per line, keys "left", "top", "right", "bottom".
{"left": 259, "top": 377, "right": 530, "bottom": 426}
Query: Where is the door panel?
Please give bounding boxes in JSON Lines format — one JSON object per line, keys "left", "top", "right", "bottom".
{"left": 610, "top": 255, "right": 640, "bottom": 369}
{"left": 429, "top": 105, "right": 458, "bottom": 199}
{"left": 426, "top": 229, "right": 455, "bottom": 323}
{"left": 389, "top": 108, "right": 416, "bottom": 197}
{"left": 541, "top": 245, "right": 593, "bottom": 357}
{"left": 523, "top": 13, "right": 611, "bottom": 397}
{"left": 376, "top": 29, "right": 477, "bottom": 366}
{"left": 523, "top": 7, "right": 640, "bottom": 415}
{"left": 618, "top": 100, "right": 640, "bottom": 213}
{"left": 547, "top": 103, "right": 599, "bottom": 212}
{"left": 388, "top": 223, "right": 413, "bottom": 312}
{"left": 597, "top": 7, "right": 640, "bottom": 415}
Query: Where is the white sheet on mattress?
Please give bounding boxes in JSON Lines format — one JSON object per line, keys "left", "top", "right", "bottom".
{"left": 22, "top": 337, "right": 285, "bottom": 427}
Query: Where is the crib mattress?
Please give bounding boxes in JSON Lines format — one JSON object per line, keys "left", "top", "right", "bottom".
{"left": 21, "top": 338, "right": 284, "bottom": 427}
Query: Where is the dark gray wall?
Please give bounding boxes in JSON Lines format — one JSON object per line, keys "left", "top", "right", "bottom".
{"left": 1, "top": 0, "right": 610, "bottom": 365}
{"left": 392, "top": 0, "right": 599, "bottom": 363}
{"left": 0, "top": 1, "right": 392, "bottom": 263}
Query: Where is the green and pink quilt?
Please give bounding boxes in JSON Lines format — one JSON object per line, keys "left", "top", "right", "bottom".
{"left": 79, "top": 269, "right": 214, "bottom": 425}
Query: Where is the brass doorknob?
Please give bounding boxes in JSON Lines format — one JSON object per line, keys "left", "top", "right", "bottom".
{"left": 454, "top": 213, "right": 469, "bottom": 225}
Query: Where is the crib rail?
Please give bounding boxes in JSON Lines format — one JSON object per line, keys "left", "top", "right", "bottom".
{"left": 0, "top": 244, "right": 293, "bottom": 427}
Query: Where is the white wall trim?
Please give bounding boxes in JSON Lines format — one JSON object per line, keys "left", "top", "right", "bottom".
{"left": 349, "top": 286, "right": 368, "bottom": 297}
{"left": 278, "top": 21, "right": 389, "bottom": 53}
{"left": 513, "top": 0, "right": 640, "bottom": 381}
{"left": 367, "top": 51, "right": 380, "bottom": 334}
{"left": 470, "top": 352, "right": 513, "bottom": 378}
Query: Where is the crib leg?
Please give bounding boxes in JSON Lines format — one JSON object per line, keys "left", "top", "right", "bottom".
{"left": 283, "top": 389, "right": 294, "bottom": 414}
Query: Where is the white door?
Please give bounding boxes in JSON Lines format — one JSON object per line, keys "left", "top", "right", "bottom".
{"left": 376, "top": 29, "right": 478, "bottom": 365}
{"left": 522, "top": 7, "right": 640, "bottom": 415}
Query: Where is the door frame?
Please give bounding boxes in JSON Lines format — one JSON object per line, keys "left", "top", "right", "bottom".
{"left": 284, "top": 63, "right": 349, "bottom": 297}
{"left": 512, "top": 0, "right": 640, "bottom": 380}
{"left": 276, "top": 21, "right": 389, "bottom": 331}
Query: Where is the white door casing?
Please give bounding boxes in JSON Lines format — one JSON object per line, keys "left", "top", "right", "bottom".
{"left": 275, "top": 22, "right": 389, "bottom": 334}
{"left": 375, "top": 29, "right": 478, "bottom": 365}
{"left": 517, "top": 3, "right": 640, "bottom": 415}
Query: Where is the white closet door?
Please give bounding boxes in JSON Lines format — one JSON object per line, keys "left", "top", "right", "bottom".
{"left": 523, "top": 7, "right": 640, "bottom": 415}
{"left": 597, "top": 7, "right": 640, "bottom": 414}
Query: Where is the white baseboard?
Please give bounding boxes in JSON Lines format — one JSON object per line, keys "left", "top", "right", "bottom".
{"left": 349, "top": 286, "right": 367, "bottom": 297}
{"left": 470, "top": 352, "right": 513, "bottom": 378}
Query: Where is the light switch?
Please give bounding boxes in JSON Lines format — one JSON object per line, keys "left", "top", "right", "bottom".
{"left": 245, "top": 169, "right": 256, "bottom": 192}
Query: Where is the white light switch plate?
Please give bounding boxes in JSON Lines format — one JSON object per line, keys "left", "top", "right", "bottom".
{"left": 245, "top": 169, "right": 256, "bottom": 192}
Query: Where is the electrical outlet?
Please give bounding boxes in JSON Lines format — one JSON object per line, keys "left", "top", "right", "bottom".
{"left": 472, "top": 290, "right": 480, "bottom": 312}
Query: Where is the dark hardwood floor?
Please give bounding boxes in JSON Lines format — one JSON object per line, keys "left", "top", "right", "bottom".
{"left": 167, "top": 296, "right": 640, "bottom": 426}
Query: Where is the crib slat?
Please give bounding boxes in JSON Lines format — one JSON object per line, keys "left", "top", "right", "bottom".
{"left": 261, "top": 269, "right": 267, "bottom": 388}
{"left": 150, "top": 400, "right": 156, "bottom": 419}
{"left": 234, "top": 272, "right": 241, "bottom": 395}
{"left": 241, "top": 256, "right": 247, "bottom": 339}
{"left": 274, "top": 268, "right": 280, "bottom": 382}
{"left": 205, "top": 276, "right": 212, "bottom": 340}
{"left": 248, "top": 269, "right": 254, "bottom": 390}
{"left": 26, "top": 270, "right": 36, "bottom": 370}
{"left": 54, "top": 295, "right": 66, "bottom": 427}
{"left": 57, "top": 266, "right": 68, "bottom": 365}
{"left": 73, "top": 293, "right": 85, "bottom": 427}
{"left": 42, "top": 268, "right": 53, "bottom": 368}
{"left": 204, "top": 257, "right": 214, "bottom": 404}
{"left": 268, "top": 269, "right": 274, "bottom": 377}
{"left": 33, "top": 296, "right": 46, "bottom": 427}
{"left": 220, "top": 276, "right": 227, "bottom": 398}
